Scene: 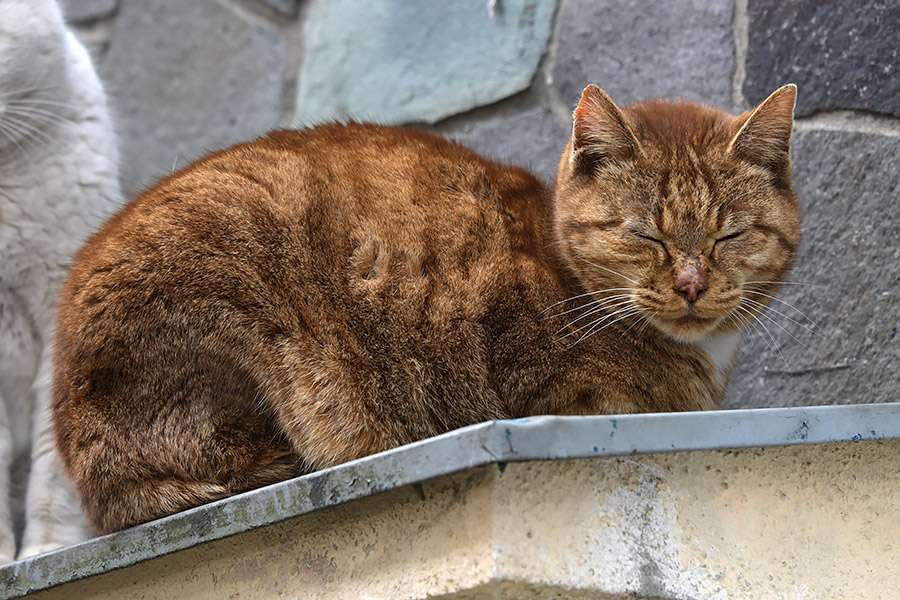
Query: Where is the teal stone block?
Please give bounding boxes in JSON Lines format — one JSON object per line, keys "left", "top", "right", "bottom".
{"left": 297, "top": 0, "right": 559, "bottom": 125}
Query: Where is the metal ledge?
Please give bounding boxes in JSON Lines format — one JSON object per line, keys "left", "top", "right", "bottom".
{"left": 3, "top": 402, "right": 900, "bottom": 598}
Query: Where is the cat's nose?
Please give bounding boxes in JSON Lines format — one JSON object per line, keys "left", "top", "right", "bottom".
{"left": 674, "top": 258, "right": 707, "bottom": 303}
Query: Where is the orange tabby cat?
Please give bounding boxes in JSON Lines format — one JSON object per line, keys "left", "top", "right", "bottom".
{"left": 53, "top": 85, "right": 800, "bottom": 534}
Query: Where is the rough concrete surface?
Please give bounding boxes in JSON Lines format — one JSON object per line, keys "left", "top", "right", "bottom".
{"left": 296, "top": 0, "right": 559, "bottom": 125}
{"left": 744, "top": 0, "right": 900, "bottom": 117}
{"left": 27, "top": 441, "right": 900, "bottom": 599}
{"left": 725, "top": 130, "right": 900, "bottom": 408}
{"left": 551, "top": 0, "right": 735, "bottom": 109}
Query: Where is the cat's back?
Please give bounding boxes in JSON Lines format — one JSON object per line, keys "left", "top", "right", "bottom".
{"left": 62, "top": 123, "right": 556, "bottom": 378}
{"left": 119, "top": 123, "right": 546, "bottom": 239}
{"left": 68, "top": 123, "right": 551, "bottom": 308}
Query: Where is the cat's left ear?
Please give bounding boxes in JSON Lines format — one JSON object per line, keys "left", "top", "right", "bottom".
{"left": 571, "top": 85, "right": 643, "bottom": 173}
{"left": 728, "top": 84, "right": 797, "bottom": 179}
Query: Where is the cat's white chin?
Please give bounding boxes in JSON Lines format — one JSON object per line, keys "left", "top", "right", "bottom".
{"left": 652, "top": 314, "right": 725, "bottom": 342}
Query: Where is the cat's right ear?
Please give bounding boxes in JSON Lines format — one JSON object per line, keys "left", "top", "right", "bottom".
{"left": 570, "top": 85, "right": 642, "bottom": 174}
{"left": 728, "top": 84, "right": 797, "bottom": 180}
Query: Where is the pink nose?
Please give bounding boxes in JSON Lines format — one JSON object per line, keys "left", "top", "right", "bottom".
{"left": 674, "top": 258, "right": 708, "bottom": 303}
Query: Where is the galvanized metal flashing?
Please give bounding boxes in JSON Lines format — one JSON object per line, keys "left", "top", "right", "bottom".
{"left": 3, "top": 402, "right": 899, "bottom": 598}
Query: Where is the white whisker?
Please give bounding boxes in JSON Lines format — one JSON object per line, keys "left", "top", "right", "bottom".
{"left": 557, "top": 299, "right": 635, "bottom": 337}
{"left": 748, "top": 303, "right": 812, "bottom": 351}
{"left": 574, "top": 255, "right": 640, "bottom": 285}
{"left": 735, "top": 303, "right": 790, "bottom": 370}
{"left": 740, "top": 296, "right": 821, "bottom": 337}
{"left": 0, "top": 118, "right": 41, "bottom": 161}
{"left": 622, "top": 306, "right": 652, "bottom": 336}
{"left": 539, "top": 287, "right": 633, "bottom": 315}
{"left": 8, "top": 97, "right": 79, "bottom": 110}
{"left": 637, "top": 310, "right": 659, "bottom": 336}
{"left": 1, "top": 116, "right": 56, "bottom": 152}
{"left": 730, "top": 305, "right": 775, "bottom": 355}
{"left": 4, "top": 106, "right": 72, "bottom": 129}
{"left": 545, "top": 293, "right": 633, "bottom": 322}
{"left": 569, "top": 308, "right": 642, "bottom": 348}
{"left": 743, "top": 280, "right": 823, "bottom": 289}
{"left": 0, "top": 84, "right": 65, "bottom": 99}
{"left": 741, "top": 288, "right": 826, "bottom": 334}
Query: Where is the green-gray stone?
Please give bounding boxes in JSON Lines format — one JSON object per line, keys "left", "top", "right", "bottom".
{"left": 296, "top": 0, "right": 559, "bottom": 125}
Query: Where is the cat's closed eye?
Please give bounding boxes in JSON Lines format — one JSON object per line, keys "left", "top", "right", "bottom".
{"left": 715, "top": 230, "right": 745, "bottom": 244}
{"left": 635, "top": 232, "right": 664, "bottom": 246}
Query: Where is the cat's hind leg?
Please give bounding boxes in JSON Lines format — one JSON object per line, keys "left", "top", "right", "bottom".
{"left": 77, "top": 448, "right": 303, "bottom": 534}
{"left": 18, "top": 346, "right": 88, "bottom": 559}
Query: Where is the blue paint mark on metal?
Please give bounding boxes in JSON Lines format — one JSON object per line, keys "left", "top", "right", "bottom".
{"left": 851, "top": 433, "right": 863, "bottom": 441}
{"left": 593, "top": 446, "right": 599, "bottom": 453}
{"left": 789, "top": 419, "right": 810, "bottom": 441}
{"left": 505, "top": 428, "right": 511, "bottom": 437}
{"left": 610, "top": 419, "right": 618, "bottom": 429}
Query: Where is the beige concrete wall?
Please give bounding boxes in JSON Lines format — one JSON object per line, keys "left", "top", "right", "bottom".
{"left": 31, "top": 440, "right": 900, "bottom": 599}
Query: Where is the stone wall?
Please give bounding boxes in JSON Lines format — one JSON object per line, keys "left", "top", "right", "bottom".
{"left": 59, "top": 0, "right": 899, "bottom": 409}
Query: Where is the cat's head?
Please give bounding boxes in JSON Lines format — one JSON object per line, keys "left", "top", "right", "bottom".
{"left": 553, "top": 85, "right": 800, "bottom": 342}
{"left": 0, "top": 0, "right": 70, "bottom": 151}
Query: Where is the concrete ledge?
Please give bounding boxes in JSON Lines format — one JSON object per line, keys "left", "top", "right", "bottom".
{"left": 3, "top": 404, "right": 900, "bottom": 599}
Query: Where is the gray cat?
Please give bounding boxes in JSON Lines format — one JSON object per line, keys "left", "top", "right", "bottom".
{"left": 0, "top": 0, "right": 120, "bottom": 561}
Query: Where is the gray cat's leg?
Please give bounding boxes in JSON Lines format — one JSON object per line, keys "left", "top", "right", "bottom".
{"left": 18, "top": 346, "right": 88, "bottom": 559}
{"left": 0, "top": 391, "right": 17, "bottom": 564}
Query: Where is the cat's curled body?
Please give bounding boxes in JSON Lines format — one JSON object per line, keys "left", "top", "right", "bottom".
{"left": 54, "top": 85, "right": 800, "bottom": 534}
{"left": 0, "top": 0, "right": 121, "bottom": 559}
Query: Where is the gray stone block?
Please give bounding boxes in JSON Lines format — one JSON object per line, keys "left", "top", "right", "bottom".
{"left": 725, "top": 130, "right": 900, "bottom": 408}
{"left": 58, "top": 0, "right": 118, "bottom": 23}
{"left": 257, "top": 0, "right": 299, "bottom": 18}
{"left": 551, "top": 0, "right": 734, "bottom": 110}
{"left": 442, "top": 107, "right": 570, "bottom": 185}
{"left": 744, "top": 0, "right": 900, "bottom": 117}
{"left": 98, "top": 0, "right": 286, "bottom": 197}
{"left": 296, "top": 0, "right": 559, "bottom": 125}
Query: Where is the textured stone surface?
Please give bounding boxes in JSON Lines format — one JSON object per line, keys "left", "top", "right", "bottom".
{"left": 296, "top": 0, "right": 559, "bottom": 125}
{"left": 58, "top": 0, "right": 118, "bottom": 23}
{"left": 99, "top": 0, "right": 286, "bottom": 197}
{"left": 744, "top": 0, "right": 900, "bottom": 117}
{"left": 725, "top": 131, "right": 900, "bottom": 408}
{"left": 552, "top": 0, "right": 734, "bottom": 109}
{"left": 442, "top": 107, "right": 570, "bottom": 184}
